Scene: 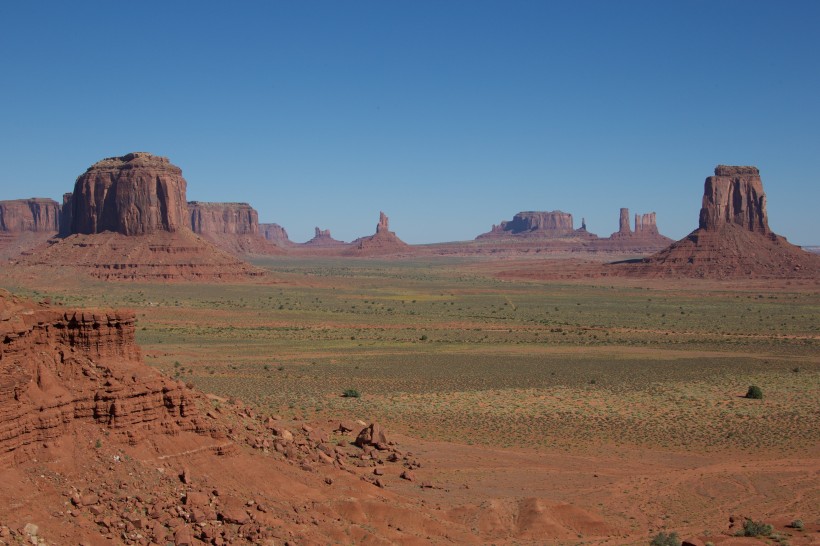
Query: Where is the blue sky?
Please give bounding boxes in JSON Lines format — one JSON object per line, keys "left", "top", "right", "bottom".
{"left": 1, "top": 1, "right": 818, "bottom": 245}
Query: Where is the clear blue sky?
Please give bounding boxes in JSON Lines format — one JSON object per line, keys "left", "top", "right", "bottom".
{"left": 1, "top": 1, "right": 818, "bottom": 245}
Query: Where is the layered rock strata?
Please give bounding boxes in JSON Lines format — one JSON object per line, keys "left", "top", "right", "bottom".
{"left": 0, "top": 290, "right": 205, "bottom": 465}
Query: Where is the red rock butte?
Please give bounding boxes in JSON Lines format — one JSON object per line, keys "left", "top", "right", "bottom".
{"left": 346, "top": 211, "right": 411, "bottom": 256}
{"left": 66, "top": 152, "right": 188, "bottom": 236}
{"left": 618, "top": 165, "right": 820, "bottom": 279}
{"left": 23, "top": 153, "right": 263, "bottom": 281}
{"left": 0, "top": 198, "right": 61, "bottom": 259}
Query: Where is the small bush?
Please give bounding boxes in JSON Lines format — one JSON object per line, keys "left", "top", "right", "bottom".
{"left": 420, "top": 334, "right": 428, "bottom": 341}
{"left": 789, "top": 519, "right": 804, "bottom": 530}
{"left": 650, "top": 531, "right": 681, "bottom": 546}
{"left": 742, "top": 518, "right": 772, "bottom": 537}
{"left": 342, "top": 389, "right": 361, "bottom": 398}
{"left": 745, "top": 385, "right": 763, "bottom": 399}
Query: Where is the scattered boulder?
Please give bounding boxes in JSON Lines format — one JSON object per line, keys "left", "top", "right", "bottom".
{"left": 355, "top": 423, "right": 389, "bottom": 450}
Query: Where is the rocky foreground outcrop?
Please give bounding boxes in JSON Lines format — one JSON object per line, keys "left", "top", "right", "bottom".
{"left": 617, "top": 165, "right": 820, "bottom": 278}
{"left": 0, "top": 291, "right": 504, "bottom": 545}
{"left": 0, "top": 290, "right": 204, "bottom": 466}
{"left": 25, "top": 153, "right": 263, "bottom": 280}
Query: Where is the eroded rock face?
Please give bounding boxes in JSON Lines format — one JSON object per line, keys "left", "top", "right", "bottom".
{"left": 189, "top": 202, "right": 259, "bottom": 235}
{"left": 259, "top": 223, "right": 292, "bottom": 246}
{"left": 68, "top": 152, "right": 189, "bottom": 236}
{"left": 699, "top": 165, "right": 769, "bottom": 233}
{"left": 0, "top": 289, "right": 205, "bottom": 464}
{"left": 0, "top": 198, "right": 60, "bottom": 233}
{"left": 478, "top": 211, "right": 574, "bottom": 239}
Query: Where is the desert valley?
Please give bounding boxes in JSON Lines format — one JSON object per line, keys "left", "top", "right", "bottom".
{"left": 0, "top": 152, "right": 817, "bottom": 546}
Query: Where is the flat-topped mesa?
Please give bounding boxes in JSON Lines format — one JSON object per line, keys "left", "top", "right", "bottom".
{"left": 0, "top": 198, "right": 60, "bottom": 233}
{"left": 477, "top": 211, "right": 574, "bottom": 239}
{"left": 189, "top": 201, "right": 259, "bottom": 235}
{"left": 699, "top": 165, "right": 769, "bottom": 234}
{"left": 68, "top": 152, "right": 189, "bottom": 236}
{"left": 259, "top": 222, "right": 292, "bottom": 246}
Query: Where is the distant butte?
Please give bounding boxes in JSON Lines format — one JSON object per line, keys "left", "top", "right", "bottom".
{"left": 346, "top": 212, "right": 411, "bottom": 256}
{"left": 259, "top": 222, "right": 294, "bottom": 247}
{"left": 616, "top": 165, "right": 820, "bottom": 278}
{"left": 188, "top": 201, "right": 283, "bottom": 255}
{"left": 302, "top": 227, "right": 347, "bottom": 247}
{"left": 0, "top": 198, "right": 61, "bottom": 259}
{"left": 24, "top": 153, "right": 263, "bottom": 281}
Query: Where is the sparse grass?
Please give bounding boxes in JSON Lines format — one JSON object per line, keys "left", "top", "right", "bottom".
{"left": 2, "top": 257, "right": 818, "bottom": 453}
{"left": 650, "top": 531, "right": 681, "bottom": 546}
{"left": 741, "top": 518, "right": 773, "bottom": 537}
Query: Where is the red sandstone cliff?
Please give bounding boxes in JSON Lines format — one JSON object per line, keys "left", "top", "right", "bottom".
{"left": 0, "top": 290, "right": 205, "bottom": 466}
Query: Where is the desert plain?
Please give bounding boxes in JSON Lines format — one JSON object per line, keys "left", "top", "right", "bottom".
{"left": 1, "top": 252, "right": 817, "bottom": 545}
